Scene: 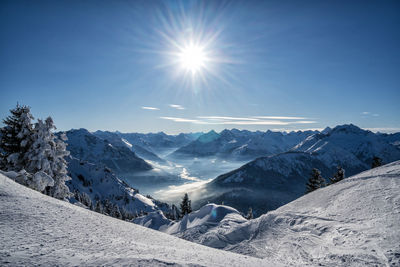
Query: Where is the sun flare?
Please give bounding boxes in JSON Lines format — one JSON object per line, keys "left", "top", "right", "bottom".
{"left": 178, "top": 44, "right": 207, "bottom": 74}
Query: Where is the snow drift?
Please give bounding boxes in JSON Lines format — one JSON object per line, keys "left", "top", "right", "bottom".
{"left": 0, "top": 173, "right": 268, "bottom": 266}
{"left": 168, "top": 161, "right": 400, "bottom": 266}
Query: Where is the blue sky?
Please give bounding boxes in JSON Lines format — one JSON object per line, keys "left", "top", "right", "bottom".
{"left": 1, "top": 0, "right": 399, "bottom": 134}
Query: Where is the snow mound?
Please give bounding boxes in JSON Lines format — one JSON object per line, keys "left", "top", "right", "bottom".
{"left": 133, "top": 210, "right": 171, "bottom": 231}
{"left": 179, "top": 161, "right": 400, "bottom": 266}
{"left": 0, "top": 173, "right": 269, "bottom": 266}
{"left": 167, "top": 204, "right": 245, "bottom": 235}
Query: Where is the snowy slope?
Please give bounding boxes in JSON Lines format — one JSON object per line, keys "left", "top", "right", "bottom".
{"left": 169, "top": 161, "right": 400, "bottom": 266}
{"left": 0, "top": 174, "right": 268, "bottom": 266}
{"left": 65, "top": 129, "right": 152, "bottom": 174}
{"left": 66, "top": 157, "right": 164, "bottom": 214}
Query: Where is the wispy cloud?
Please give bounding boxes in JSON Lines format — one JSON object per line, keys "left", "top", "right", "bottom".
{"left": 160, "top": 117, "right": 200, "bottom": 123}
{"left": 361, "top": 111, "right": 379, "bottom": 117}
{"left": 197, "top": 116, "right": 258, "bottom": 121}
{"left": 169, "top": 104, "right": 185, "bottom": 110}
{"left": 141, "top": 106, "right": 160, "bottom": 110}
{"left": 252, "top": 116, "right": 307, "bottom": 120}
{"left": 160, "top": 115, "right": 317, "bottom": 126}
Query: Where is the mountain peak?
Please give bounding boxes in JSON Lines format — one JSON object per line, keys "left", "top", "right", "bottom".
{"left": 330, "top": 124, "right": 366, "bottom": 135}
{"left": 197, "top": 130, "right": 220, "bottom": 143}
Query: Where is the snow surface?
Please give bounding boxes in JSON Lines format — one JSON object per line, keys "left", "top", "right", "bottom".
{"left": 0, "top": 174, "right": 269, "bottom": 266}
{"left": 164, "top": 161, "right": 400, "bottom": 266}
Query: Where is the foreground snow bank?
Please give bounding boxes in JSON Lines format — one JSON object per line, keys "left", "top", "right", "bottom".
{"left": 176, "top": 161, "right": 400, "bottom": 266}
{"left": 0, "top": 173, "right": 268, "bottom": 266}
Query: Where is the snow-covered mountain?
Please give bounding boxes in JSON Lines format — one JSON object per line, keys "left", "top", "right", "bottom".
{"left": 171, "top": 129, "right": 317, "bottom": 160}
{"left": 140, "top": 161, "right": 400, "bottom": 266}
{"left": 193, "top": 125, "right": 400, "bottom": 216}
{"left": 292, "top": 124, "right": 400, "bottom": 167}
{"left": 0, "top": 173, "right": 267, "bottom": 266}
{"left": 117, "top": 131, "right": 202, "bottom": 156}
{"left": 65, "top": 129, "right": 152, "bottom": 174}
{"left": 66, "top": 157, "right": 169, "bottom": 215}
{"left": 93, "top": 130, "right": 167, "bottom": 164}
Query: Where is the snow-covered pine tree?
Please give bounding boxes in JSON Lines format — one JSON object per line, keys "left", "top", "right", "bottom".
{"left": 25, "top": 118, "right": 55, "bottom": 176}
{"left": 171, "top": 204, "right": 180, "bottom": 220}
{"left": 50, "top": 129, "right": 71, "bottom": 199}
{"left": 25, "top": 117, "right": 71, "bottom": 199}
{"left": 329, "top": 166, "right": 345, "bottom": 184}
{"left": 180, "top": 193, "right": 192, "bottom": 218}
{"left": 306, "top": 168, "right": 325, "bottom": 194}
{"left": 0, "top": 104, "right": 34, "bottom": 171}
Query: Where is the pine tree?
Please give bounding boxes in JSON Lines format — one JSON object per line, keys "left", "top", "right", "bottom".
{"left": 306, "top": 168, "right": 325, "bottom": 194}
{"left": 0, "top": 104, "right": 34, "bottom": 171}
{"left": 371, "top": 156, "right": 382, "bottom": 169}
{"left": 172, "top": 204, "right": 180, "bottom": 220}
{"left": 111, "top": 204, "right": 122, "bottom": 219}
{"left": 246, "top": 207, "right": 253, "bottom": 220}
{"left": 25, "top": 117, "right": 71, "bottom": 199}
{"left": 329, "top": 166, "right": 345, "bottom": 184}
{"left": 180, "top": 193, "right": 192, "bottom": 218}
{"left": 95, "top": 201, "right": 104, "bottom": 214}
{"left": 103, "top": 199, "right": 112, "bottom": 215}
{"left": 50, "top": 130, "right": 71, "bottom": 199}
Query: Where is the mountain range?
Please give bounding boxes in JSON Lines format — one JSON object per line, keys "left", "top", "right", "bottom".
{"left": 171, "top": 129, "right": 317, "bottom": 160}
{"left": 191, "top": 125, "right": 400, "bottom": 215}
{"left": 63, "top": 124, "right": 400, "bottom": 218}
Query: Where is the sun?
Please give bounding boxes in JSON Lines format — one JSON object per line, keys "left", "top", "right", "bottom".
{"left": 178, "top": 44, "right": 207, "bottom": 74}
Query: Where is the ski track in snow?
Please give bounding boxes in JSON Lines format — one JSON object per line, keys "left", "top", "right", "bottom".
{"left": 0, "top": 174, "right": 270, "bottom": 266}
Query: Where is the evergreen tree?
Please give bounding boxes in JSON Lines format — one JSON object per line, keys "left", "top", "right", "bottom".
{"left": 180, "top": 193, "right": 192, "bottom": 218}
{"left": 25, "top": 117, "right": 71, "bottom": 199}
{"left": 95, "top": 201, "right": 104, "bottom": 214}
{"left": 371, "top": 156, "right": 382, "bottom": 169}
{"left": 50, "top": 130, "right": 71, "bottom": 199}
{"left": 111, "top": 204, "right": 122, "bottom": 219}
{"left": 329, "top": 166, "right": 345, "bottom": 184}
{"left": 0, "top": 104, "right": 34, "bottom": 171}
{"left": 103, "top": 199, "right": 113, "bottom": 215}
{"left": 306, "top": 168, "right": 325, "bottom": 194}
{"left": 25, "top": 118, "right": 55, "bottom": 176}
{"left": 171, "top": 204, "right": 180, "bottom": 220}
{"left": 246, "top": 207, "right": 253, "bottom": 220}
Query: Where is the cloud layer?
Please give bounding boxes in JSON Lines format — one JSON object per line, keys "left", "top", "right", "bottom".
{"left": 160, "top": 115, "right": 317, "bottom": 126}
